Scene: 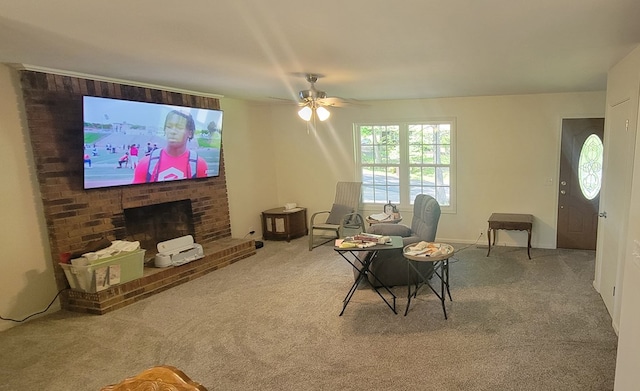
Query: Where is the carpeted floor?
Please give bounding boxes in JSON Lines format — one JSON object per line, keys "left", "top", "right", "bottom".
{"left": 0, "top": 238, "right": 618, "bottom": 390}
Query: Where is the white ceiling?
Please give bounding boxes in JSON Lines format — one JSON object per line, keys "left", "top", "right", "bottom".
{"left": 1, "top": 0, "right": 639, "bottom": 102}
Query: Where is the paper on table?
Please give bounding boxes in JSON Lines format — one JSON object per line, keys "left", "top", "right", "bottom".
{"left": 369, "top": 213, "right": 391, "bottom": 221}
{"left": 405, "top": 242, "right": 454, "bottom": 257}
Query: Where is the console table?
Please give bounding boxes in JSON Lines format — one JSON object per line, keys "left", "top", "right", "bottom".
{"left": 487, "top": 213, "right": 533, "bottom": 259}
{"left": 261, "top": 207, "right": 308, "bottom": 242}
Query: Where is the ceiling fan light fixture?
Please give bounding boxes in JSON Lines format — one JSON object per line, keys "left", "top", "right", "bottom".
{"left": 296, "top": 74, "right": 333, "bottom": 123}
{"left": 316, "top": 106, "right": 330, "bottom": 121}
{"left": 298, "top": 106, "right": 313, "bottom": 121}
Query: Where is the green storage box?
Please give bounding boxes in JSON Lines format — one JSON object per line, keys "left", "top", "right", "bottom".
{"left": 60, "top": 249, "right": 146, "bottom": 293}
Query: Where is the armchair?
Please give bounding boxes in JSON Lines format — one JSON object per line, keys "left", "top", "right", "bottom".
{"left": 309, "top": 181, "right": 365, "bottom": 250}
{"left": 359, "top": 194, "right": 441, "bottom": 287}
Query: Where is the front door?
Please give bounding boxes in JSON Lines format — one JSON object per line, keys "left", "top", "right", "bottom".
{"left": 557, "top": 118, "right": 604, "bottom": 249}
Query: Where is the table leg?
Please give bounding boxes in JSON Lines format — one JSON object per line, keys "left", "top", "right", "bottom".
{"left": 405, "top": 262, "right": 423, "bottom": 316}
{"left": 440, "top": 267, "right": 447, "bottom": 319}
{"left": 405, "top": 264, "right": 413, "bottom": 316}
{"left": 337, "top": 250, "right": 397, "bottom": 315}
{"left": 337, "top": 251, "right": 370, "bottom": 316}
{"left": 404, "top": 259, "right": 450, "bottom": 319}
{"left": 442, "top": 261, "right": 450, "bottom": 318}
{"left": 444, "top": 259, "right": 451, "bottom": 301}
{"left": 365, "top": 260, "right": 397, "bottom": 314}
{"left": 404, "top": 261, "right": 428, "bottom": 316}
{"left": 527, "top": 228, "right": 532, "bottom": 260}
{"left": 340, "top": 265, "right": 367, "bottom": 316}
{"left": 486, "top": 227, "right": 492, "bottom": 257}
{"left": 433, "top": 260, "right": 449, "bottom": 319}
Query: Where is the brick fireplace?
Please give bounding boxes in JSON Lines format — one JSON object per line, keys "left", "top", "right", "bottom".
{"left": 124, "top": 199, "right": 196, "bottom": 257}
{"left": 18, "top": 69, "right": 255, "bottom": 314}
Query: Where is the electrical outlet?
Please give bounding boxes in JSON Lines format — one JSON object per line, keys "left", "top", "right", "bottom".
{"left": 248, "top": 227, "right": 255, "bottom": 235}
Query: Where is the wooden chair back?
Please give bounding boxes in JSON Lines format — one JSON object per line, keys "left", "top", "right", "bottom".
{"left": 100, "top": 365, "right": 207, "bottom": 391}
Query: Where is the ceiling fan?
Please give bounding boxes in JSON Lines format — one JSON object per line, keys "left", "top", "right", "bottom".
{"left": 296, "top": 73, "right": 350, "bottom": 122}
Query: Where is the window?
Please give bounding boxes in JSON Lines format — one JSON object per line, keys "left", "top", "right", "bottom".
{"left": 578, "top": 133, "right": 603, "bottom": 200}
{"left": 355, "top": 120, "right": 456, "bottom": 212}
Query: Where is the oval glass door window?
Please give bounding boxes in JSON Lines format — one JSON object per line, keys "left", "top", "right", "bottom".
{"left": 578, "top": 134, "right": 604, "bottom": 200}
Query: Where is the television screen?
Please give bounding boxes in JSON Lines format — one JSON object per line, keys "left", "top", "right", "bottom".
{"left": 83, "top": 96, "right": 223, "bottom": 189}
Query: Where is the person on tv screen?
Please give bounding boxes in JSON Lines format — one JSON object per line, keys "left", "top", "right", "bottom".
{"left": 117, "top": 152, "right": 129, "bottom": 168}
{"left": 133, "top": 110, "right": 208, "bottom": 183}
{"left": 129, "top": 144, "right": 139, "bottom": 169}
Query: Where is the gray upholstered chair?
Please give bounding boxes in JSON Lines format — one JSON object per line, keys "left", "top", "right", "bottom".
{"left": 359, "top": 194, "right": 441, "bottom": 287}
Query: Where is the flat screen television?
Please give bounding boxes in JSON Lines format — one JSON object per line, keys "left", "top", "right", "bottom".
{"left": 83, "top": 96, "right": 223, "bottom": 189}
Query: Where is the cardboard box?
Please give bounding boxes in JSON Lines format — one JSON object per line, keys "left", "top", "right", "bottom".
{"left": 60, "top": 249, "right": 145, "bottom": 293}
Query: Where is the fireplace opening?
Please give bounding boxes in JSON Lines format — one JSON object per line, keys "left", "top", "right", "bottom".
{"left": 124, "top": 199, "right": 195, "bottom": 256}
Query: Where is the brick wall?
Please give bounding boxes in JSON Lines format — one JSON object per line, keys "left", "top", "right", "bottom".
{"left": 19, "top": 71, "right": 232, "bottom": 291}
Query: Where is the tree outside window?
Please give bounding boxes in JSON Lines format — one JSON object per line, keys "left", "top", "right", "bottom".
{"left": 356, "top": 120, "right": 455, "bottom": 211}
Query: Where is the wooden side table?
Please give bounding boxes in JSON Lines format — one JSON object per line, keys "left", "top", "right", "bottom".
{"left": 261, "top": 207, "right": 308, "bottom": 242}
{"left": 487, "top": 213, "right": 533, "bottom": 259}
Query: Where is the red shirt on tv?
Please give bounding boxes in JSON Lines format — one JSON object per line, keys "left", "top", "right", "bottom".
{"left": 133, "top": 149, "right": 208, "bottom": 183}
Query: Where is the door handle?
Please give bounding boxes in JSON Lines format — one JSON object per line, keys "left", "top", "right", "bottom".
{"left": 599, "top": 212, "right": 607, "bottom": 218}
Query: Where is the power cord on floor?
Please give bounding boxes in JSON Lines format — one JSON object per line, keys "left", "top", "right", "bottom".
{"left": 448, "top": 232, "right": 485, "bottom": 263}
{"left": 0, "top": 288, "right": 69, "bottom": 323}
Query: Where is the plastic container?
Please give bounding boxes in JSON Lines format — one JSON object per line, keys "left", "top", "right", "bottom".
{"left": 60, "top": 249, "right": 145, "bottom": 293}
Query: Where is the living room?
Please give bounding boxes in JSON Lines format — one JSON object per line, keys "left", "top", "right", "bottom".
{"left": 1, "top": 1, "right": 640, "bottom": 389}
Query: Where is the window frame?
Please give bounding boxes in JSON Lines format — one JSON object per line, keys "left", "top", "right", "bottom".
{"left": 353, "top": 119, "right": 457, "bottom": 214}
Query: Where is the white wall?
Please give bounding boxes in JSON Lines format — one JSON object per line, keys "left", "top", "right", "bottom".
{"left": 220, "top": 98, "right": 279, "bottom": 239}
{"left": 0, "top": 64, "right": 58, "bottom": 332}
{"left": 264, "top": 92, "right": 606, "bottom": 249}
{"left": 613, "top": 45, "right": 640, "bottom": 391}
{"left": 0, "top": 63, "right": 607, "bottom": 332}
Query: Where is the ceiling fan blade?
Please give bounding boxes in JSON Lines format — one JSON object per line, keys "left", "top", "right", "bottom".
{"left": 318, "top": 96, "right": 362, "bottom": 108}
{"left": 291, "top": 72, "right": 367, "bottom": 110}
{"left": 268, "top": 96, "right": 307, "bottom": 106}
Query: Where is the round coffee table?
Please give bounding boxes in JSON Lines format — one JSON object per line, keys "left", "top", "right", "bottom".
{"left": 402, "top": 243, "right": 455, "bottom": 318}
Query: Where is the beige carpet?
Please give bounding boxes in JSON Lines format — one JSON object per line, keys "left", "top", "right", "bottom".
{"left": 0, "top": 239, "right": 618, "bottom": 390}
